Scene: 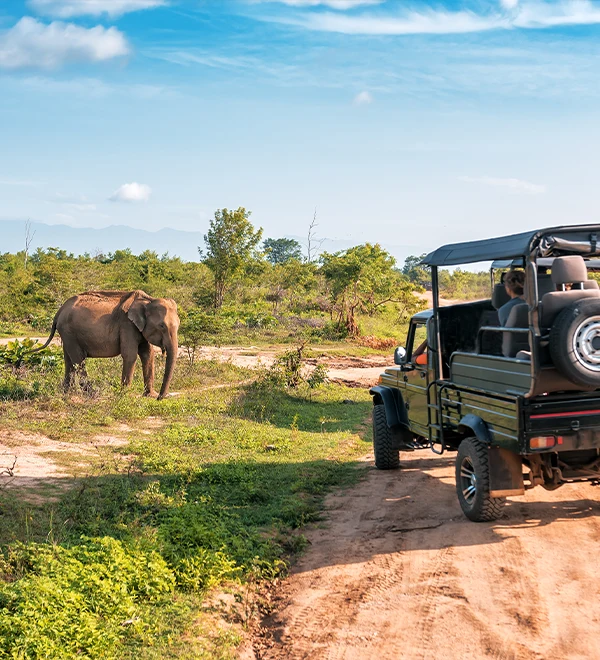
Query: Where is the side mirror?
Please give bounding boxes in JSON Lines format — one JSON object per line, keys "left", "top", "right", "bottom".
{"left": 394, "top": 346, "right": 407, "bottom": 365}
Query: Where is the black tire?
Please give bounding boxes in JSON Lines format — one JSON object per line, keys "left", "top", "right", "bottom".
{"left": 455, "top": 438, "right": 504, "bottom": 522}
{"left": 372, "top": 404, "right": 400, "bottom": 470}
{"left": 550, "top": 299, "right": 600, "bottom": 388}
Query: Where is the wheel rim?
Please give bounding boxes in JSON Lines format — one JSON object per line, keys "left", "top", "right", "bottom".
{"left": 573, "top": 315, "right": 600, "bottom": 372}
{"left": 460, "top": 456, "right": 477, "bottom": 505}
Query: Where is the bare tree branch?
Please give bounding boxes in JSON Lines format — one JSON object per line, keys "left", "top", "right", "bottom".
{"left": 306, "top": 208, "right": 325, "bottom": 263}
{"left": 24, "top": 219, "right": 36, "bottom": 270}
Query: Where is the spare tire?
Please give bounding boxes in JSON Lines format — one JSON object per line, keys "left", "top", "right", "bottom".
{"left": 549, "top": 298, "right": 600, "bottom": 388}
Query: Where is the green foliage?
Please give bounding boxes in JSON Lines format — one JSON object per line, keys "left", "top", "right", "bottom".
{"left": 321, "top": 243, "right": 422, "bottom": 336}
{"left": 264, "top": 344, "right": 328, "bottom": 388}
{"left": 179, "top": 310, "right": 233, "bottom": 362}
{"left": 402, "top": 253, "right": 430, "bottom": 285}
{"left": 263, "top": 238, "right": 303, "bottom": 265}
{"left": 201, "top": 208, "right": 264, "bottom": 308}
{"left": 439, "top": 268, "right": 489, "bottom": 299}
{"left": 0, "top": 338, "right": 57, "bottom": 369}
{"left": 0, "top": 537, "right": 175, "bottom": 659}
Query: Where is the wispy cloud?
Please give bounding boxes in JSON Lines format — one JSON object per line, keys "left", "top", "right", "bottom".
{"left": 49, "top": 193, "right": 97, "bottom": 212}
{"left": 265, "top": 0, "right": 600, "bottom": 35}
{"left": 15, "top": 76, "right": 171, "bottom": 99}
{"left": 353, "top": 90, "right": 372, "bottom": 104}
{"left": 28, "top": 0, "right": 167, "bottom": 18}
{"left": 255, "top": 0, "right": 382, "bottom": 7}
{"left": 459, "top": 175, "right": 546, "bottom": 194}
{"left": 0, "top": 17, "right": 129, "bottom": 70}
{"left": 110, "top": 183, "right": 152, "bottom": 203}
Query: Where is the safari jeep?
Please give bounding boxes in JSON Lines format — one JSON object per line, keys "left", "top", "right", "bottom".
{"left": 371, "top": 225, "right": 600, "bottom": 522}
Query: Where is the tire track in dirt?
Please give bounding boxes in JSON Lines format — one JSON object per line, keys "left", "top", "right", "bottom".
{"left": 255, "top": 451, "right": 600, "bottom": 660}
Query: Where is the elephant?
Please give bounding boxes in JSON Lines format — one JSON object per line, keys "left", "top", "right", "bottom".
{"left": 35, "top": 290, "right": 179, "bottom": 399}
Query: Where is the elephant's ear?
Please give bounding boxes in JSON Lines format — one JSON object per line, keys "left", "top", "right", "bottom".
{"left": 123, "top": 291, "right": 148, "bottom": 332}
{"left": 125, "top": 298, "right": 147, "bottom": 332}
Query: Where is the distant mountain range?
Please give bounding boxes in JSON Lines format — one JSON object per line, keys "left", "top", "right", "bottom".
{"left": 0, "top": 219, "right": 425, "bottom": 266}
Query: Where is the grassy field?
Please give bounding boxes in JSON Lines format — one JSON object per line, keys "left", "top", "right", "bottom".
{"left": 0, "top": 354, "right": 373, "bottom": 659}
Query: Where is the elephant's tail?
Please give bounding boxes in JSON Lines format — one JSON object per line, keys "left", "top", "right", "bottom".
{"left": 29, "top": 316, "right": 58, "bottom": 353}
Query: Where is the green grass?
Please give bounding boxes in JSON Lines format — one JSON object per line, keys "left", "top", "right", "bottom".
{"left": 0, "top": 356, "right": 372, "bottom": 659}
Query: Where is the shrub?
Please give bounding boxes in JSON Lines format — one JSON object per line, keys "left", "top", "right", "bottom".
{"left": 263, "top": 344, "right": 328, "bottom": 389}
{"left": 0, "top": 338, "right": 57, "bottom": 369}
{"left": 0, "top": 537, "right": 175, "bottom": 659}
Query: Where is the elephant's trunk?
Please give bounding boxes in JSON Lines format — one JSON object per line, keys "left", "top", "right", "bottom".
{"left": 158, "top": 335, "right": 178, "bottom": 400}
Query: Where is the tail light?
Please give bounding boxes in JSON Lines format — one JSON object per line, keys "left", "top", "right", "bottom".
{"left": 529, "top": 436, "right": 557, "bottom": 450}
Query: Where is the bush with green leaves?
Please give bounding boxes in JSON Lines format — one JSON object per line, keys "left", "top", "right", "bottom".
{"left": 0, "top": 338, "right": 58, "bottom": 370}
{"left": 263, "top": 344, "right": 328, "bottom": 389}
{"left": 179, "top": 310, "right": 233, "bottom": 363}
{"left": 0, "top": 537, "right": 175, "bottom": 659}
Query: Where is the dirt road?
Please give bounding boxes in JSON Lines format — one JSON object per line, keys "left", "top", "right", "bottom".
{"left": 256, "top": 449, "right": 600, "bottom": 660}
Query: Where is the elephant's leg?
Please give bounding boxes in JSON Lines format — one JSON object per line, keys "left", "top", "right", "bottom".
{"left": 121, "top": 346, "right": 138, "bottom": 389}
{"left": 62, "top": 340, "right": 87, "bottom": 393}
{"left": 63, "top": 351, "right": 75, "bottom": 393}
{"left": 77, "top": 360, "right": 95, "bottom": 395}
{"left": 138, "top": 341, "right": 157, "bottom": 397}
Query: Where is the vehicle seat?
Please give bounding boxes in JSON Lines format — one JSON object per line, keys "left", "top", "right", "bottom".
{"left": 492, "top": 283, "right": 510, "bottom": 310}
{"left": 479, "top": 309, "right": 501, "bottom": 354}
{"left": 540, "top": 256, "right": 600, "bottom": 327}
{"left": 584, "top": 279, "right": 599, "bottom": 290}
{"left": 502, "top": 303, "right": 529, "bottom": 357}
{"left": 537, "top": 273, "right": 555, "bottom": 298}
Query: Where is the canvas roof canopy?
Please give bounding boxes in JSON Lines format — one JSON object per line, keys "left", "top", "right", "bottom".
{"left": 421, "top": 225, "right": 600, "bottom": 267}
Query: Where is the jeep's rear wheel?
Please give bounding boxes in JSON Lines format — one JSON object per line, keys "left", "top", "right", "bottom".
{"left": 456, "top": 438, "right": 504, "bottom": 522}
{"left": 372, "top": 404, "right": 400, "bottom": 470}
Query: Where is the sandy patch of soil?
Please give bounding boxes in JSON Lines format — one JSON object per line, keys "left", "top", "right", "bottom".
{"left": 195, "top": 346, "right": 388, "bottom": 387}
{"left": 0, "top": 428, "right": 132, "bottom": 498}
{"left": 254, "top": 450, "right": 600, "bottom": 660}
{"left": 416, "top": 292, "right": 486, "bottom": 307}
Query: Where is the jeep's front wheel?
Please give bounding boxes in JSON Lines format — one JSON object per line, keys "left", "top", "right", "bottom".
{"left": 372, "top": 404, "right": 400, "bottom": 470}
{"left": 455, "top": 438, "right": 504, "bottom": 522}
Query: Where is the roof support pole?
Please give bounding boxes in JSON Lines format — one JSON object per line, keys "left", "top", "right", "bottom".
{"left": 431, "top": 265, "right": 443, "bottom": 382}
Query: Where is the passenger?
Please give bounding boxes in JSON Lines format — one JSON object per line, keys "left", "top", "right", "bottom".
{"left": 498, "top": 269, "right": 526, "bottom": 326}
{"left": 412, "top": 339, "right": 428, "bottom": 365}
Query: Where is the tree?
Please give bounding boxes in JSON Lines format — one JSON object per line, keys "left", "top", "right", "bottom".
{"left": 201, "top": 207, "right": 263, "bottom": 308}
{"left": 263, "top": 238, "right": 303, "bottom": 265}
{"left": 306, "top": 209, "right": 324, "bottom": 263}
{"left": 321, "top": 243, "right": 420, "bottom": 336}
{"left": 24, "top": 219, "right": 35, "bottom": 270}
{"left": 402, "top": 253, "right": 429, "bottom": 285}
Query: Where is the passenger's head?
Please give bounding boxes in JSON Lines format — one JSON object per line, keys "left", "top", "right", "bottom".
{"left": 504, "top": 269, "right": 525, "bottom": 298}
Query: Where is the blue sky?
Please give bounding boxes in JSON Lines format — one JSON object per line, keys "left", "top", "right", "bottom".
{"left": 1, "top": 0, "right": 600, "bottom": 256}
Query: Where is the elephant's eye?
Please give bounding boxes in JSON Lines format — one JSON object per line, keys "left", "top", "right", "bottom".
{"left": 159, "top": 322, "right": 166, "bottom": 329}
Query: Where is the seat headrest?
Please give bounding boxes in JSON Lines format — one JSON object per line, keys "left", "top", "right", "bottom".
{"left": 551, "top": 256, "right": 588, "bottom": 285}
{"left": 492, "top": 283, "right": 510, "bottom": 310}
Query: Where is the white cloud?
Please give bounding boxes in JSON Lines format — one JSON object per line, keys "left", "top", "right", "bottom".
{"left": 0, "top": 17, "right": 129, "bottom": 70}
{"left": 269, "top": 0, "right": 600, "bottom": 35}
{"left": 110, "top": 183, "right": 152, "bottom": 203}
{"left": 274, "top": 9, "right": 505, "bottom": 34}
{"left": 353, "top": 90, "right": 372, "bottom": 104}
{"left": 459, "top": 175, "right": 546, "bottom": 195}
{"left": 257, "top": 0, "right": 382, "bottom": 7}
{"left": 28, "top": 0, "right": 166, "bottom": 18}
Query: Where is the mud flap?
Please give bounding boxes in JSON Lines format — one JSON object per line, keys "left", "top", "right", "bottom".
{"left": 390, "top": 426, "right": 415, "bottom": 451}
{"left": 488, "top": 446, "right": 525, "bottom": 497}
